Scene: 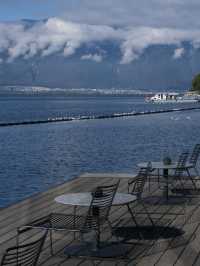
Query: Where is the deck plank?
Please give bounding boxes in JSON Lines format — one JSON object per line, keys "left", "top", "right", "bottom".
{"left": 1, "top": 173, "right": 200, "bottom": 265}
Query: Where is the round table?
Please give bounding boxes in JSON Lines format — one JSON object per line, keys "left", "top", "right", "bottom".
{"left": 55, "top": 192, "right": 137, "bottom": 207}
{"left": 55, "top": 192, "right": 137, "bottom": 258}
{"left": 138, "top": 161, "right": 192, "bottom": 204}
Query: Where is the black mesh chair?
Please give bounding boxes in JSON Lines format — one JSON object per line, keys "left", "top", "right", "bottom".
{"left": 1, "top": 228, "right": 47, "bottom": 266}
{"left": 174, "top": 152, "right": 189, "bottom": 175}
{"left": 128, "top": 162, "right": 155, "bottom": 226}
{"left": 188, "top": 144, "right": 200, "bottom": 177}
{"left": 170, "top": 151, "right": 200, "bottom": 197}
{"left": 169, "top": 152, "right": 198, "bottom": 191}
{"left": 20, "top": 181, "right": 120, "bottom": 256}
{"left": 128, "top": 162, "right": 152, "bottom": 197}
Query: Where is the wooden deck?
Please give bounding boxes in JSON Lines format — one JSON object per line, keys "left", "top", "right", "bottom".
{"left": 0, "top": 173, "right": 200, "bottom": 265}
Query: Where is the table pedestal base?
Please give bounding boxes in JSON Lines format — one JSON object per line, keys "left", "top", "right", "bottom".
{"left": 64, "top": 241, "right": 131, "bottom": 258}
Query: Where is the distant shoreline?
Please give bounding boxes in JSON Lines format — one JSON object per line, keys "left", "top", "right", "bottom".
{"left": 0, "top": 85, "right": 181, "bottom": 97}
{"left": 0, "top": 93, "right": 146, "bottom": 97}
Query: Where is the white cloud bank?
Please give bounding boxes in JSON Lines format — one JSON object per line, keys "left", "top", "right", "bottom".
{"left": 173, "top": 47, "right": 185, "bottom": 59}
{"left": 81, "top": 54, "right": 103, "bottom": 62}
{"left": 0, "top": 17, "right": 200, "bottom": 64}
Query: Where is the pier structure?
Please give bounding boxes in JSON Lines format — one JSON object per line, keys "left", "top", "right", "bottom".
{"left": 0, "top": 173, "right": 200, "bottom": 265}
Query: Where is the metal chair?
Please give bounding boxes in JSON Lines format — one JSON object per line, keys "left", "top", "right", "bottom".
{"left": 1, "top": 228, "right": 47, "bottom": 266}
{"left": 174, "top": 152, "right": 189, "bottom": 175}
{"left": 20, "top": 181, "right": 120, "bottom": 256}
{"left": 128, "top": 162, "right": 155, "bottom": 226}
{"left": 188, "top": 144, "right": 200, "bottom": 177}
{"left": 170, "top": 152, "right": 197, "bottom": 190}
{"left": 128, "top": 162, "right": 151, "bottom": 197}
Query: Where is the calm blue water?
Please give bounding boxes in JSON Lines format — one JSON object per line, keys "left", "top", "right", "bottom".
{"left": 0, "top": 95, "right": 200, "bottom": 207}
{"left": 0, "top": 95, "right": 199, "bottom": 123}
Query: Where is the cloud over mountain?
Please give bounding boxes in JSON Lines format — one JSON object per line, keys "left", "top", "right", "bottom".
{"left": 1, "top": 18, "right": 200, "bottom": 65}
{"left": 173, "top": 47, "right": 185, "bottom": 59}
{"left": 81, "top": 54, "right": 103, "bottom": 62}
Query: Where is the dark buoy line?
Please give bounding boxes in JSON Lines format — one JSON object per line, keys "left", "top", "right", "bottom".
{"left": 0, "top": 106, "right": 200, "bottom": 127}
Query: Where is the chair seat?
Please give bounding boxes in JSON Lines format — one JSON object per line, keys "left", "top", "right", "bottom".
{"left": 51, "top": 213, "right": 86, "bottom": 231}
{"left": 24, "top": 213, "right": 100, "bottom": 232}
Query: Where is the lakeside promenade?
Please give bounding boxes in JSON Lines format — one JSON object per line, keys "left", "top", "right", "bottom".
{"left": 0, "top": 172, "right": 200, "bottom": 265}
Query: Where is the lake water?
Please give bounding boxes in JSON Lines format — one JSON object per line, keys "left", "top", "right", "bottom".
{"left": 0, "top": 95, "right": 200, "bottom": 207}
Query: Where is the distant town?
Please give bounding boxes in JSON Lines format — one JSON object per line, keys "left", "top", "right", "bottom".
{"left": 0, "top": 85, "right": 186, "bottom": 96}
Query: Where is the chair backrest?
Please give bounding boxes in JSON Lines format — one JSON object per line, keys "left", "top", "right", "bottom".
{"left": 84, "top": 180, "right": 120, "bottom": 229}
{"left": 1, "top": 230, "right": 47, "bottom": 266}
{"left": 189, "top": 144, "right": 200, "bottom": 166}
{"left": 174, "top": 152, "right": 189, "bottom": 177}
{"left": 129, "top": 162, "right": 152, "bottom": 197}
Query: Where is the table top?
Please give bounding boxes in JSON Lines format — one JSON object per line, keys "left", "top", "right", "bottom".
{"left": 138, "top": 161, "right": 193, "bottom": 170}
{"left": 55, "top": 192, "right": 137, "bottom": 207}
{"left": 80, "top": 173, "right": 137, "bottom": 179}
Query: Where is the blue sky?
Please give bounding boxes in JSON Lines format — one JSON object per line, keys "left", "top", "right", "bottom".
{"left": 0, "top": 0, "right": 200, "bottom": 29}
{"left": 0, "top": 0, "right": 61, "bottom": 21}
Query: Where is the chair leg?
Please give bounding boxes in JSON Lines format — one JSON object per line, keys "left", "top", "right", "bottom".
{"left": 96, "top": 224, "right": 101, "bottom": 248}
{"left": 107, "top": 219, "right": 121, "bottom": 242}
{"left": 16, "top": 228, "right": 20, "bottom": 246}
{"left": 186, "top": 169, "right": 197, "bottom": 189}
{"left": 107, "top": 219, "right": 113, "bottom": 236}
{"left": 148, "top": 175, "right": 151, "bottom": 192}
{"left": 140, "top": 201, "right": 155, "bottom": 226}
{"left": 73, "top": 206, "right": 77, "bottom": 240}
{"left": 49, "top": 230, "right": 54, "bottom": 256}
{"left": 127, "top": 203, "right": 139, "bottom": 227}
{"left": 157, "top": 169, "right": 163, "bottom": 189}
{"left": 157, "top": 169, "right": 160, "bottom": 188}
{"left": 194, "top": 167, "right": 200, "bottom": 178}
{"left": 126, "top": 203, "right": 144, "bottom": 240}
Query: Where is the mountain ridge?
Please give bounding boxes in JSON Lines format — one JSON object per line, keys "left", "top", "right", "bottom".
{"left": 0, "top": 24, "right": 200, "bottom": 91}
